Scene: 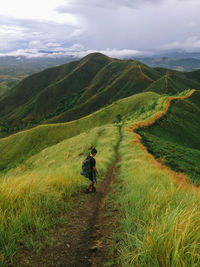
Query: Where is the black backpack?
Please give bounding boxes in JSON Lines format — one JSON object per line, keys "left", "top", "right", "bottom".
{"left": 80, "top": 156, "right": 91, "bottom": 178}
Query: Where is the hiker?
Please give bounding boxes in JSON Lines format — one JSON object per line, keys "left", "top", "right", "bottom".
{"left": 81, "top": 148, "right": 100, "bottom": 194}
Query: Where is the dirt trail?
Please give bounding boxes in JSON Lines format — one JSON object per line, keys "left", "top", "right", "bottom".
{"left": 19, "top": 126, "right": 122, "bottom": 267}
{"left": 129, "top": 89, "right": 198, "bottom": 190}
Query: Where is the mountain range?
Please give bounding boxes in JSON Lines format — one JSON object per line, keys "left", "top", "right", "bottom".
{"left": 0, "top": 52, "right": 200, "bottom": 135}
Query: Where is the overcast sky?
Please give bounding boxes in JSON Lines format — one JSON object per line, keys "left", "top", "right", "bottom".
{"left": 0, "top": 0, "right": 200, "bottom": 58}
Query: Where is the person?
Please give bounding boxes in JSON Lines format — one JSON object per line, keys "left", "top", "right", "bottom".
{"left": 85, "top": 148, "right": 100, "bottom": 194}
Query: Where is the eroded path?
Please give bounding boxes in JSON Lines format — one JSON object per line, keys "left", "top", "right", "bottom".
{"left": 18, "top": 126, "right": 122, "bottom": 267}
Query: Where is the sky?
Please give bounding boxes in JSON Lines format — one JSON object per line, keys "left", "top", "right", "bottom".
{"left": 0, "top": 0, "right": 200, "bottom": 58}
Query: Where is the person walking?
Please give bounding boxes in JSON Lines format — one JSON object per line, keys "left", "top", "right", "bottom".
{"left": 84, "top": 148, "right": 100, "bottom": 194}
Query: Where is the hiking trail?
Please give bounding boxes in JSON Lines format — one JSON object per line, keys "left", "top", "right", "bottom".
{"left": 17, "top": 126, "right": 122, "bottom": 267}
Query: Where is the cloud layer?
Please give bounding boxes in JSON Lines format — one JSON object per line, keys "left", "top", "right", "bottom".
{"left": 1, "top": 0, "right": 200, "bottom": 57}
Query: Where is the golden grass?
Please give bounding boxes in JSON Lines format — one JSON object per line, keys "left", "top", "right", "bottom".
{"left": 0, "top": 124, "right": 119, "bottom": 265}
{"left": 116, "top": 90, "right": 200, "bottom": 266}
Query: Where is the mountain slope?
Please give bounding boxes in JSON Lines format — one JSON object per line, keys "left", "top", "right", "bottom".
{"left": 137, "top": 90, "right": 200, "bottom": 184}
{"left": 0, "top": 54, "right": 158, "bottom": 126}
{"left": 0, "top": 53, "right": 200, "bottom": 131}
{"left": 145, "top": 71, "right": 200, "bottom": 95}
{"left": 0, "top": 53, "right": 111, "bottom": 125}
{"left": 0, "top": 91, "right": 161, "bottom": 172}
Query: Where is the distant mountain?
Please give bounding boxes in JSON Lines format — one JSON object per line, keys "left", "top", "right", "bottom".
{"left": 0, "top": 56, "right": 77, "bottom": 82}
{"left": 0, "top": 53, "right": 200, "bottom": 134}
{"left": 0, "top": 55, "right": 77, "bottom": 77}
{"left": 154, "top": 51, "right": 200, "bottom": 59}
{"left": 135, "top": 57, "right": 200, "bottom": 71}
{"left": 0, "top": 56, "right": 78, "bottom": 99}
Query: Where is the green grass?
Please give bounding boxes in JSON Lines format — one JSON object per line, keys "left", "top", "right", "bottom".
{"left": 0, "top": 83, "right": 200, "bottom": 267}
{"left": 137, "top": 90, "right": 200, "bottom": 184}
{"left": 114, "top": 122, "right": 200, "bottom": 266}
{"left": 0, "top": 124, "right": 119, "bottom": 265}
{"left": 0, "top": 91, "right": 161, "bottom": 173}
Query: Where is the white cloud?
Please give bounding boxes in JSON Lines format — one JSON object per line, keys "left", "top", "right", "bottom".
{"left": 0, "top": 25, "right": 27, "bottom": 50}
{"left": 0, "top": 46, "right": 144, "bottom": 59}
{"left": 0, "top": 0, "right": 77, "bottom": 24}
{"left": 1, "top": 0, "right": 200, "bottom": 55}
{"left": 56, "top": 0, "right": 163, "bottom": 13}
{"left": 163, "top": 36, "right": 200, "bottom": 51}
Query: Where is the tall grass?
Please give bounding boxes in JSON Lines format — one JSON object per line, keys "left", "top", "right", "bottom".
{"left": 115, "top": 117, "right": 200, "bottom": 266}
{"left": 0, "top": 124, "right": 119, "bottom": 265}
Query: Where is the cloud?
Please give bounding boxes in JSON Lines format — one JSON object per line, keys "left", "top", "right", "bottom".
{"left": 56, "top": 0, "right": 163, "bottom": 13}
{"left": 1, "top": 0, "right": 200, "bottom": 56}
{"left": 0, "top": 45, "right": 144, "bottom": 59}
{"left": 54, "top": 0, "right": 200, "bottom": 53}
{"left": 163, "top": 36, "right": 200, "bottom": 51}
{"left": 0, "top": 16, "right": 83, "bottom": 53}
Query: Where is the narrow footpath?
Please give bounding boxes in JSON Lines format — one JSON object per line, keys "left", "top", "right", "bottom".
{"left": 19, "top": 126, "right": 122, "bottom": 267}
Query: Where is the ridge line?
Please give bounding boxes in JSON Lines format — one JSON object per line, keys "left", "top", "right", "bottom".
{"left": 128, "top": 89, "right": 199, "bottom": 191}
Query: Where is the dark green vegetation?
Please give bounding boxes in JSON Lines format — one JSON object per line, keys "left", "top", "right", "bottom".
{"left": 0, "top": 56, "right": 76, "bottom": 99}
{"left": 137, "top": 90, "right": 200, "bottom": 184}
{"left": 0, "top": 80, "right": 18, "bottom": 99}
{"left": 0, "top": 56, "right": 76, "bottom": 79}
{"left": 0, "top": 53, "right": 200, "bottom": 138}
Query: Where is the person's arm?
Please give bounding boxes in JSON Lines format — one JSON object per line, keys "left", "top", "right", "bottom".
{"left": 93, "top": 166, "right": 100, "bottom": 176}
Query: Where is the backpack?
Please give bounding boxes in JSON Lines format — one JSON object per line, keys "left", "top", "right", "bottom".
{"left": 80, "top": 156, "right": 91, "bottom": 178}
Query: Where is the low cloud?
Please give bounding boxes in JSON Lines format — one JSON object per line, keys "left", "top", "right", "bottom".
{"left": 0, "top": 46, "right": 144, "bottom": 59}
{"left": 163, "top": 36, "right": 200, "bottom": 51}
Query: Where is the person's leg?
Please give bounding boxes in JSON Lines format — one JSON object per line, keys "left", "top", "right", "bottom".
{"left": 85, "top": 176, "right": 93, "bottom": 193}
{"left": 88, "top": 180, "right": 93, "bottom": 190}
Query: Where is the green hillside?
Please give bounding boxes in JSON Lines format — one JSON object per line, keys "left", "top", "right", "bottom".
{"left": 185, "top": 69, "right": 200, "bottom": 83}
{"left": 1, "top": 85, "right": 200, "bottom": 266}
{"left": 145, "top": 71, "right": 200, "bottom": 95}
{"left": 0, "top": 53, "right": 156, "bottom": 127}
{"left": 137, "top": 90, "right": 200, "bottom": 184}
{"left": 0, "top": 53, "right": 200, "bottom": 136}
{"left": 0, "top": 80, "right": 18, "bottom": 99}
{"left": 0, "top": 53, "right": 110, "bottom": 124}
{"left": 0, "top": 91, "right": 162, "bottom": 172}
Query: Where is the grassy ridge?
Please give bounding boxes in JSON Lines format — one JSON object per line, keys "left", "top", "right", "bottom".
{"left": 110, "top": 93, "right": 200, "bottom": 265}
{"left": 137, "top": 90, "right": 200, "bottom": 184}
{"left": 0, "top": 124, "right": 119, "bottom": 265}
{"left": 1, "top": 53, "right": 200, "bottom": 131}
{"left": 0, "top": 81, "right": 200, "bottom": 267}
{"left": 0, "top": 91, "right": 160, "bottom": 172}
{"left": 116, "top": 127, "right": 200, "bottom": 266}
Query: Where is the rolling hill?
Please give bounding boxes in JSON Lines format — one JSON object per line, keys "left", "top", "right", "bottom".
{"left": 0, "top": 91, "right": 161, "bottom": 172}
{"left": 0, "top": 53, "right": 200, "bottom": 134}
